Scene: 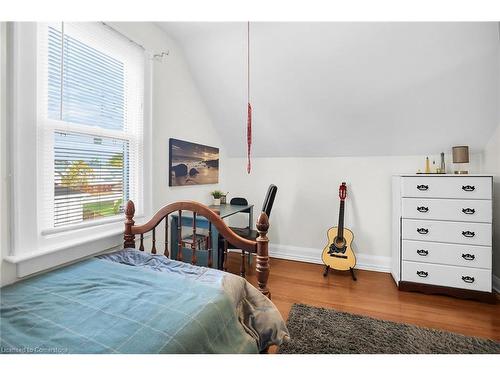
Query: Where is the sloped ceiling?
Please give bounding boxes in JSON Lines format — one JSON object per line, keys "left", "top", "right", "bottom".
{"left": 157, "top": 22, "right": 500, "bottom": 157}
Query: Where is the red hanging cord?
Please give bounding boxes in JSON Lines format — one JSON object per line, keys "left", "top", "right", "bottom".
{"left": 247, "top": 21, "right": 252, "bottom": 174}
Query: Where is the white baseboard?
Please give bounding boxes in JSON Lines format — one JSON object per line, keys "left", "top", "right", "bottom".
{"left": 493, "top": 274, "right": 500, "bottom": 293}
{"left": 269, "top": 243, "right": 391, "bottom": 273}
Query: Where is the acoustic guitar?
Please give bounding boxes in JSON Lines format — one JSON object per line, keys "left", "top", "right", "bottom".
{"left": 321, "top": 182, "right": 357, "bottom": 280}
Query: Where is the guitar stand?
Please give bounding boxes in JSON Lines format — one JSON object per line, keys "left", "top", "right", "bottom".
{"left": 350, "top": 267, "right": 357, "bottom": 281}
{"left": 323, "top": 265, "right": 330, "bottom": 277}
{"left": 323, "top": 265, "right": 357, "bottom": 281}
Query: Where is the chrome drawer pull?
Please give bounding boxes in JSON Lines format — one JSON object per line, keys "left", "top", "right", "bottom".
{"left": 417, "top": 184, "right": 429, "bottom": 191}
{"left": 416, "top": 271, "right": 428, "bottom": 278}
{"left": 417, "top": 206, "right": 429, "bottom": 213}
{"left": 462, "top": 253, "right": 475, "bottom": 261}
{"left": 462, "top": 208, "right": 475, "bottom": 215}
{"left": 462, "top": 276, "right": 475, "bottom": 283}
{"left": 417, "top": 228, "right": 429, "bottom": 235}
{"left": 416, "top": 249, "right": 428, "bottom": 256}
{"left": 462, "top": 185, "right": 475, "bottom": 192}
{"left": 462, "top": 231, "right": 475, "bottom": 238}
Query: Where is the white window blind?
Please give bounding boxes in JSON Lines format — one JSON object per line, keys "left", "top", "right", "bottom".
{"left": 37, "top": 22, "right": 144, "bottom": 231}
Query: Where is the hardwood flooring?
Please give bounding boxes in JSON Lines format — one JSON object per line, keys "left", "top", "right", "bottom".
{"left": 226, "top": 253, "right": 500, "bottom": 342}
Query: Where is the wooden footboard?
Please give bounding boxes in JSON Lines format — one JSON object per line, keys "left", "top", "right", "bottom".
{"left": 124, "top": 200, "right": 271, "bottom": 298}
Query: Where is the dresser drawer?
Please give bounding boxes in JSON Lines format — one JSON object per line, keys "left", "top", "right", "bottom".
{"left": 402, "top": 261, "right": 491, "bottom": 292}
{"left": 401, "top": 177, "right": 492, "bottom": 199}
{"left": 401, "top": 198, "right": 492, "bottom": 223}
{"left": 402, "top": 219, "right": 492, "bottom": 246}
{"left": 402, "top": 240, "right": 492, "bottom": 269}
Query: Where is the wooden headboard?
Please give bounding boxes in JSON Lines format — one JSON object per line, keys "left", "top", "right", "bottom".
{"left": 123, "top": 200, "right": 271, "bottom": 298}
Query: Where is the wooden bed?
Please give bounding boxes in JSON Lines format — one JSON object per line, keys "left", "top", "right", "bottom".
{"left": 0, "top": 200, "right": 285, "bottom": 354}
{"left": 124, "top": 200, "right": 271, "bottom": 298}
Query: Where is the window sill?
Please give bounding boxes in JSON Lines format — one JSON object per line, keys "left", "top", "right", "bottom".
{"left": 40, "top": 215, "right": 126, "bottom": 236}
{"left": 5, "top": 227, "right": 124, "bottom": 264}
{"left": 4, "top": 223, "right": 136, "bottom": 278}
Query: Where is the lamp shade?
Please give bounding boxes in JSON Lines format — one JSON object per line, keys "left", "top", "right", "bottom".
{"left": 452, "top": 146, "right": 469, "bottom": 164}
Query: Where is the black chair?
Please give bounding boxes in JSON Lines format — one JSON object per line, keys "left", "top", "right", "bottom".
{"left": 223, "top": 184, "right": 278, "bottom": 277}
{"left": 230, "top": 197, "right": 249, "bottom": 206}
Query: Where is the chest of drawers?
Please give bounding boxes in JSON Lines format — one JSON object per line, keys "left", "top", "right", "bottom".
{"left": 392, "top": 175, "right": 494, "bottom": 303}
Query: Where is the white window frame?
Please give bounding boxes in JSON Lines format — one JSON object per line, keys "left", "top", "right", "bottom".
{"left": 37, "top": 22, "right": 145, "bottom": 234}
{"left": 7, "top": 22, "right": 152, "bottom": 275}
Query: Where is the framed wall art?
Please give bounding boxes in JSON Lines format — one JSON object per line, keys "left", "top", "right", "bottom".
{"left": 169, "top": 138, "right": 219, "bottom": 186}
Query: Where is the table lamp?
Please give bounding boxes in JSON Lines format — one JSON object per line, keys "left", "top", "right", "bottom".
{"left": 452, "top": 146, "right": 469, "bottom": 174}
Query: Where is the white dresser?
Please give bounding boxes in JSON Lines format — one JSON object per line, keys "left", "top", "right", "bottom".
{"left": 392, "top": 175, "right": 494, "bottom": 303}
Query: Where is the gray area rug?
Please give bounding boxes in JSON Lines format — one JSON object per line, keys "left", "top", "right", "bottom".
{"left": 278, "top": 303, "right": 500, "bottom": 354}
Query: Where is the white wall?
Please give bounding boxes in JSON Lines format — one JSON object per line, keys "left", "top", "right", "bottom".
{"left": 222, "top": 153, "right": 482, "bottom": 271}
{"left": 1, "top": 22, "right": 17, "bottom": 285}
{"left": 482, "top": 124, "right": 500, "bottom": 279}
{"left": 109, "top": 22, "right": 224, "bottom": 213}
{"left": 159, "top": 22, "right": 500, "bottom": 159}
{"left": 481, "top": 47, "right": 500, "bottom": 283}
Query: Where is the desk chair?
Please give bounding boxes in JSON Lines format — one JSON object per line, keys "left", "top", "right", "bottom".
{"left": 223, "top": 184, "right": 277, "bottom": 277}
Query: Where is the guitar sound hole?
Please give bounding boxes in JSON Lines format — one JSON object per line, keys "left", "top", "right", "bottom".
{"left": 335, "top": 237, "right": 346, "bottom": 247}
{"left": 329, "top": 237, "right": 346, "bottom": 254}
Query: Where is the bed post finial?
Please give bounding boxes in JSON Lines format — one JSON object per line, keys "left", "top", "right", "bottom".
{"left": 256, "top": 212, "right": 271, "bottom": 299}
{"left": 124, "top": 200, "right": 136, "bottom": 248}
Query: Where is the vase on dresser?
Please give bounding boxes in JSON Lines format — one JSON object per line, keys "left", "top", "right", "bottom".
{"left": 391, "top": 174, "right": 495, "bottom": 303}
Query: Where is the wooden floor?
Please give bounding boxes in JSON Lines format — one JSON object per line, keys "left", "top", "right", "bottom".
{"left": 226, "top": 253, "right": 500, "bottom": 342}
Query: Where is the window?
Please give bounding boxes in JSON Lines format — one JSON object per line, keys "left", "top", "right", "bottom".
{"left": 53, "top": 132, "right": 130, "bottom": 227}
{"left": 37, "top": 22, "right": 144, "bottom": 232}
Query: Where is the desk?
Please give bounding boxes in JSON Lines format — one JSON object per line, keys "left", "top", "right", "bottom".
{"left": 170, "top": 204, "right": 254, "bottom": 269}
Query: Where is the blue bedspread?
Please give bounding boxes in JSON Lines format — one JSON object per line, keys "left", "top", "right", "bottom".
{"left": 0, "top": 251, "right": 288, "bottom": 354}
